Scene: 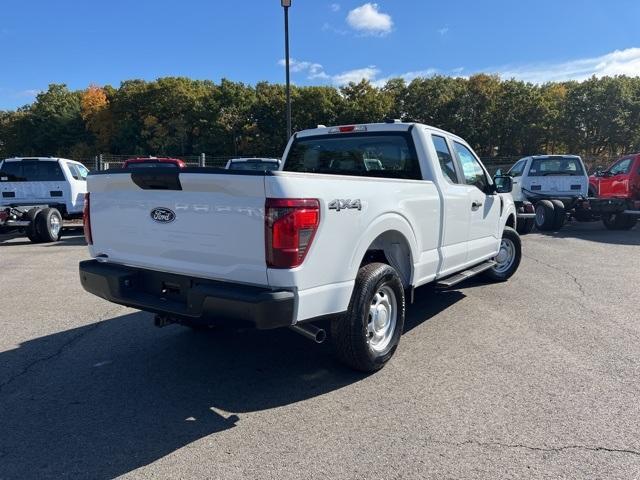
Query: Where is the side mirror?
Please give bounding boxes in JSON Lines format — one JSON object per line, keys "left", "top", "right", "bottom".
{"left": 493, "top": 175, "right": 513, "bottom": 194}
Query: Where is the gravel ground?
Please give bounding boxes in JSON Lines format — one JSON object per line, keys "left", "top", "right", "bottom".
{"left": 0, "top": 222, "right": 639, "bottom": 479}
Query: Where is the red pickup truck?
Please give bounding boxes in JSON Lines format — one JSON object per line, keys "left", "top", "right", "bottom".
{"left": 587, "top": 154, "right": 640, "bottom": 230}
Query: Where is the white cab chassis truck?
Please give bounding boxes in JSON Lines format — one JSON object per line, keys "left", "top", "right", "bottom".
{"left": 0, "top": 157, "right": 89, "bottom": 242}
{"left": 79, "top": 122, "right": 521, "bottom": 371}
{"left": 503, "top": 155, "right": 589, "bottom": 233}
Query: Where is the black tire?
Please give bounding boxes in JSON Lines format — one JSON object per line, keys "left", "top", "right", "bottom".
{"left": 331, "top": 262, "right": 405, "bottom": 372}
{"left": 516, "top": 217, "right": 535, "bottom": 235}
{"left": 602, "top": 213, "right": 638, "bottom": 231}
{"left": 25, "top": 208, "right": 43, "bottom": 243}
{"left": 483, "top": 226, "right": 522, "bottom": 282}
{"left": 35, "top": 208, "right": 63, "bottom": 242}
{"left": 534, "top": 200, "right": 556, "bottom": 231}
{"left": 550, "top": 199, "right": 566, "bottom": 229}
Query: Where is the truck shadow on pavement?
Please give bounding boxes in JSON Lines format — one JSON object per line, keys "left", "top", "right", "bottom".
{"left": 0, "top": 233, "right": 87, "bottom": 247}
{"left": 0, "top": 291, "right": 461, "bottom": 479}
{"left": 531, "top": 220, "right": 640, "bottom": 246}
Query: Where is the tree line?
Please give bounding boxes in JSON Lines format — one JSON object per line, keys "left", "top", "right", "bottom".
{"left": 1, "top": 74, "right": 640, "bottom": 163}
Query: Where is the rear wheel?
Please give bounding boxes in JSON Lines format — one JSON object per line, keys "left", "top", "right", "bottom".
{"left": 550, "top": 199, "right": 566, "bottom": 229}
{"left": 26, "top": 208, "right": 43, "bottom": 243}
{"left": 534, "top": 200, "right": 556, "bottom": 231}
{"left": 483, "top": 227, "right": 522, "bottom": 282}
{"left": 332, "top": 262, "right": 405, "bottom": 372}
{"left": 602, "top": 213, "right": 638, "bottom": 231}
{"left": 35, "top": 208, "right": 63, "bottom": 242}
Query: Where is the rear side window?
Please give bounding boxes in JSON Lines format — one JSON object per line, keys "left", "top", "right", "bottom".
{"left": 431, "top": 135, "right": 458, "bottom": 183}
{"left": 529, "top": 157, "right": 584, "bottom": 176}
{"left": 0, "top": 160, "right": 65, "bottom": 182}
{"left": 284, "top": 133, "right": 422, "bottom": 180}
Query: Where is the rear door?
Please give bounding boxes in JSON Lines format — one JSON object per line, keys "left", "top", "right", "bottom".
{"left": 428, "top": 133, "right": 470, "bottom": 276}
{"left": 0, "top": 159, "right": 71, "bottom": 206}
{"left": 452, "top": 142, "right": 501, "bottom": 263}
{"left": 88, "top": 170, "right": 269, "bottom": 285}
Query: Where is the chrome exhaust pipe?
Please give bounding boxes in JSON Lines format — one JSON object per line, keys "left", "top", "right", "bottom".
{"left": 290, "top": 323, "right": 326, "bottom": 344}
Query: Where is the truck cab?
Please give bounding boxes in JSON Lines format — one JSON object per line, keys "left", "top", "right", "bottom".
{"left": 590, "top": 154, "right": 640, "bottom": 200}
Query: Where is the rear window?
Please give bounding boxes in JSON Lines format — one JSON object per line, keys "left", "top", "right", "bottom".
{"left": 529, "top": 157, "right": 584, "bottom": 176}
{"left": 228, "top": 161, "right": 280, "bottom": 171}
{"left": 284, "top": 133, "right": 422, "bottom": 179}
{"left": 0, "top": 160, "right": 65, "bottom": 182}
{"left": 125, "top": 162, "right": 179, "bottom": 169}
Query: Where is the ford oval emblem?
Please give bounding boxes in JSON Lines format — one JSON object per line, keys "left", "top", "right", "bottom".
{"left": 150, "top": 207, "right": 176, "bottom": 223}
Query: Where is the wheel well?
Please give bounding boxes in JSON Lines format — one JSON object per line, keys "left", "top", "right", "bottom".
{"left": 506, "top": 214, "right": 516, "bottom": 229}
{"left": 360, "top": 231, "right": 412, "bottom": 288}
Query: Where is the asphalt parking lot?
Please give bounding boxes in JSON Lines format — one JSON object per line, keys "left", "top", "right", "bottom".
{"left": 1, "top": 223, "right": 639, "bottom": 479}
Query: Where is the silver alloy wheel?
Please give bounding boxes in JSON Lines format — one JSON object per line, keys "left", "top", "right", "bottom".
{"left": 494, "top": 238, "right": 516, "bottom": 274}
{"left": 50, "top": 215, "right": 61, "bottom": 238}
{"left": 535, "top": 204, "right": 545, "bottom": 226}
{"left": 367, "top": 285, "right": 397, "bottom": 352}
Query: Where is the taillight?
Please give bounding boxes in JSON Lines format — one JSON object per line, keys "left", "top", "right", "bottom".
{"left": 265, "top": 198, "right": 320, "bottom": 268}
{"left": 83, "top": 193, "right": 93, "bottom": 245}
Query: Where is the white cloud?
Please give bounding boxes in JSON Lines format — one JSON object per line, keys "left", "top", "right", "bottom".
{"left": 493, "top": 48, "right": 640, "bottom": 83}
{"left": 437, "top": 27, "right": 449, "bottom": 36}
{"left": 346, "top": 3, "right": 393, "bottom": 36}
{"left": 278, "top": 59, "right": 329, "bottom": 80}
{"left": 332, "top": 67, "right": 381, "bottom": 85}
{"left": 330, "top": 3, "right": 340, "bottom": 12}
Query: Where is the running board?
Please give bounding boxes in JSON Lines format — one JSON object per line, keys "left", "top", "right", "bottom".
{"left": 436, "top": 261, "right": 497, "bottom": 288}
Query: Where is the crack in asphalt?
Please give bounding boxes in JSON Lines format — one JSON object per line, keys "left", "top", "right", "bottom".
{"left": 446, "top": 439, "right": 640, "bottom": 457}
{"left": 524, "top": 254, "right": 587, "bottom": 297}
{"left": 0, "top": 321, "right": 104, "bottom": 394}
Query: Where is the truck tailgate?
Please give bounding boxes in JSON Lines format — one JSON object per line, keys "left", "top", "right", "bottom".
{"left": 88, "top": 170, "right": 268, "bottom": 285}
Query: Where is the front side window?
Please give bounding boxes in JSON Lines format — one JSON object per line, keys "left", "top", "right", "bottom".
{"left": 67, "top": 163, "right": 88, "bottom": 181}
{"left": 284, "top": 133, "right": 421, "bottom": 180}
{"left": 508, "top": 159, "right": 526, "bottom": 177}
{"left": 609, "top": 158, "right": 632, "bottom": 175}
{"left": 453, "top": 142, "right": 488, "bottom": 192}
{"left": 431, "top": 135, "right": 458, "bottom": 183}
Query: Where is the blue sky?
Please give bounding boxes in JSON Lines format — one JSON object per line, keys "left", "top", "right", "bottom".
{"left": 1, "top": 0, "right": 640, "bottom": 109}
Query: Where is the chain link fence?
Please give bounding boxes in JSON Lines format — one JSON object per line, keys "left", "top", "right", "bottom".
{"left": 76, "top": 153, "right": 615, "bottom": 176}
{"left": 77, "top": 154, "right": 281, "bottom": 171}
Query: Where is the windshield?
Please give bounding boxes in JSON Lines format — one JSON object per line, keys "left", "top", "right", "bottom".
{"left": 0, "top": 160, "right": 65, "bottom": 182}
{"left": 284, "top": 133, "right": 421, "bottom": 179}
{"left": 528, "top": 157, "right": 584, "bottom": 176}
{"left": 228, "top": 161, "right": 279, "bottom": 171}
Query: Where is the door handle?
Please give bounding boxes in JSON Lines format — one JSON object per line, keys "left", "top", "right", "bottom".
{"left": 472, "top": 201, "right": 483, "bottom": 209}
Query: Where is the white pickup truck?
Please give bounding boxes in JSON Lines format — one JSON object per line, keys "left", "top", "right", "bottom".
{"left": 79, "top": 122, "right": 520, "bottom": 371}
{"left": 0, "top": 157, "right": 89, "bottom": 242}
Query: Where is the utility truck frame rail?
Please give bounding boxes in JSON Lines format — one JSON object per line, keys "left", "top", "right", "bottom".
{"left": 79, "top": 122, "right": 521, "bottom": 371}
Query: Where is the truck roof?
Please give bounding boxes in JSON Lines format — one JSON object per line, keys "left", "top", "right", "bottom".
{"left": 2, "top": 157, "right": 83, "bottom": 165}
{"left": 295, "top": 121, "right": 468, "bottom": 144}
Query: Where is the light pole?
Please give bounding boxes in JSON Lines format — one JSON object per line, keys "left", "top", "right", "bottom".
{"left": 282, "top": 0, "right": 292, "bottom": 140}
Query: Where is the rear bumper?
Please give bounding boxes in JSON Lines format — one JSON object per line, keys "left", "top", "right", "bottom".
{"left": 79, "top": 260, "right": 295, "bottom": 329}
